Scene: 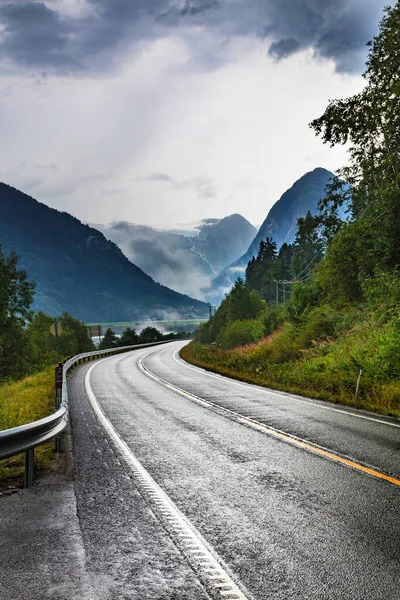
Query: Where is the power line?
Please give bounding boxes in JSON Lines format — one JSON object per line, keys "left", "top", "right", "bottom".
{"left": 271, "top": 198, "right": 400, "bottom": 293}
{"left": 276, "top": 270, "right": 318, "bottom": 286}
{"left": 290, "top": 248, "right": 325, "bottom": 282}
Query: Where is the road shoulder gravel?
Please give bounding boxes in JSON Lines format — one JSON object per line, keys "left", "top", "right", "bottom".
{"left": 0, "top": 427, "right": 93, "bottom": 600}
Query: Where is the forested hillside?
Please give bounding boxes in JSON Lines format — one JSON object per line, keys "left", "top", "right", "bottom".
{"left": 205, "top": 168, "right": 336, "bottom": 304}
{"left": 246, "top": 167, "right": 336, "bottom": 258}
{"left": 0, "top": 184, "right": 207, "bottom": 321}
{"left": 183, "top": 2, "right": 400, "bottom": 418}
{"left": 0, "top": 243, "right": 195, "bottom": 382}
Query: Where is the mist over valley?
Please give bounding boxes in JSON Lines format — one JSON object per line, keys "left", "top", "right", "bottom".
{"left": 96, "top": 215, "right": 256, "bottom": 300}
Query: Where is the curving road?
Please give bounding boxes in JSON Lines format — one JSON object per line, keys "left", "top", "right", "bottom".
{"left": 67, "top": 341, "right": 399, "bottom": 600}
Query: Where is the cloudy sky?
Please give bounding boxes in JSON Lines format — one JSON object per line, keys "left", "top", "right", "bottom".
{"left": 0, "top": 0, "right": 392, "bottom": 228}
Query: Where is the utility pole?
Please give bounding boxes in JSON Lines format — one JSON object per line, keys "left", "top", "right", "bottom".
{"left": 275, "top": 280, "right": 279, "bottom": 307}
{"left": 283, "top": 282, "right": 286, "bottom": 305}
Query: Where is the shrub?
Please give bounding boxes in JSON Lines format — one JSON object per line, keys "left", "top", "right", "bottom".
{"left": 296, "top": 305, "right": 342, "bottom": 347}
{"left": 363, "top": 270, "right": 400, "bottom": 323}
{"left": 217, "top": 319, "right": 264, "bottom": 349}
{"left": 286, "top": 279, "right": 323, "bottom": 323}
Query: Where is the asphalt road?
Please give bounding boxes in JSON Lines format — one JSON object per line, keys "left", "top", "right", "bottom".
{"left": 63, "top": 340, "right": 400, "bottom": 600}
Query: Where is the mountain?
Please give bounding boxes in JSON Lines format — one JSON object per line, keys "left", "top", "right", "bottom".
{"left": 184, "top": 214, "right": 257, "bottom": 272}
{"left": 0, "top": 183, "right": 208, "bottom": 321}
{"left": 97, "top": 214, "right": 256, "bottom": 300}
{"left": 243, "top": 167, "right": 335, "bottom": 259}
{"left": 205, "top": 168, "right": 335, "bottom": 304}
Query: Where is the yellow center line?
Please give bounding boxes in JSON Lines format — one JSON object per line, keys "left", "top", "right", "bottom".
{"left": 236, "top": 417, "right": 400, "bottom": 487}
{"left": 138, "top": 354, "right": 400, "bottom": 488}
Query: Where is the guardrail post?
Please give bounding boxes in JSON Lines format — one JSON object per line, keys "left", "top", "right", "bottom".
{"left": 54, "top": 364, "right": 63, "bottom": 453}
{"left": 24, "top": 448, "right": 35, "bottom": 488}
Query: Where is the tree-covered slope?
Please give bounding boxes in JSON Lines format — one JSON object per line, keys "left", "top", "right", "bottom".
{"left": 0, "top": 183, "right": 208, "bottom": 321}
{"left": 185, "top": 1, "right": 400, "bottom": 418}
{"left": 205, "top": 168, "right": 334, "bottom": 304}
{"left": 246, "top": 168, "right": 334, "bottom": 258}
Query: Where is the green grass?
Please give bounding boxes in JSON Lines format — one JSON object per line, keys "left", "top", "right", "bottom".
{"left": 0, "top": 366, "right": 57, "bottom": 486}
{"left": 181, "top": 323, "right": 400, "bottom": 419}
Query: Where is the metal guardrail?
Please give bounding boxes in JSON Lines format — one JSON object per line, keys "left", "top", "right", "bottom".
{"left": 0, "top": 340, "right": 170, "bottom": 487}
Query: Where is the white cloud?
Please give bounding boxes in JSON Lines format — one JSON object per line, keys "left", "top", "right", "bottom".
{"left": 0, "top": 24, "right": 364, "bottom": 227}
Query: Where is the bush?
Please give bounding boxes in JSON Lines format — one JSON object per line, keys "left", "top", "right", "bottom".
{"left": 262, "top": 306, "right": 284, "bottom": 335}
{"left": 286, "top": 280, "right": 323, "bottom": 324}
{"left": 197, "top": 321, "right": 214, "bottom": 344}
{"left": 363, "top": 270, "right": 400, "bottom": 323}
{"left": 258, "top": 325, "right": 300, "bottom": 363}
{"left": 139, "top": 327, "right": 164, "bottom": 343}
{"left": 116, "top": 327, "right": 139, "bottom": 347}
{"left": 99, "top": 328, "right": 118, "bottom": 350}
{"left": 217, "top": 319, "right": 265, "bottom": 349}
{"left": 296, "top": 305, "right": 342, "bottom": 347}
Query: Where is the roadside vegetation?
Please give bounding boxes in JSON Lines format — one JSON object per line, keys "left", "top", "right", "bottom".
{"left": 0, "top": 247, "right": 189, "bottom": 486}
{"left": 184, "top": 3, "right": 400, "bottom": 419}
{"left": 182, "top": 313, "right": 400, "bottom": 418}
{"left": 0, "top": 249, "right": 100, "bottom": 486}
{"left": 0, "top": 247, "right": 192, "bottom": 384}
{"left": 0, "top": 367, "right": 56, "bottom": 484}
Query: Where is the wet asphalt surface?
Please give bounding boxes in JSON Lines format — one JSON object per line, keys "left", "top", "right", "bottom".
{"left": 154, "top": 344, "right": 400, "bottom": 478}
{"left": 68, "top": 356, "right": 211, "bottom": 600}
{"left": 2, "top": 341, "right": 398, "bottom": 599}
{"left": 76, "top": 341, "right": 400, "bottom": 600}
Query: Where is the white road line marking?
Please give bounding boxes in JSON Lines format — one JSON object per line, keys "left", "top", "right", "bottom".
{"left": 85, "top": 361, "right": 252, "bottom": 600}
{"left": 173, "top": 348, "right": 400, "bottom": 429}
{"left": 138, "top": 352, "right": 400, "bottom": 486}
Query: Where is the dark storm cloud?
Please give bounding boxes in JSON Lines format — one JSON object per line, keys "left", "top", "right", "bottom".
{"left": 78, "top": 0, "right": 167, "bottom": 59}
{"left": 0, "top": 0, "right": 391, "bottom": 73}
{"left": 178, "top": 1, "right": 219, "bottom": 17}
{"left": 157, "top": 0, "right": 219, "bottom": 24}
{"left": 216, "top": 0, "right": 390, "bottom": 73}
{"left": 269, "top": 38, "right": 301, "bottom": 60}
{"left": 0, "top": 2, "right": 80, "bottom": 69}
